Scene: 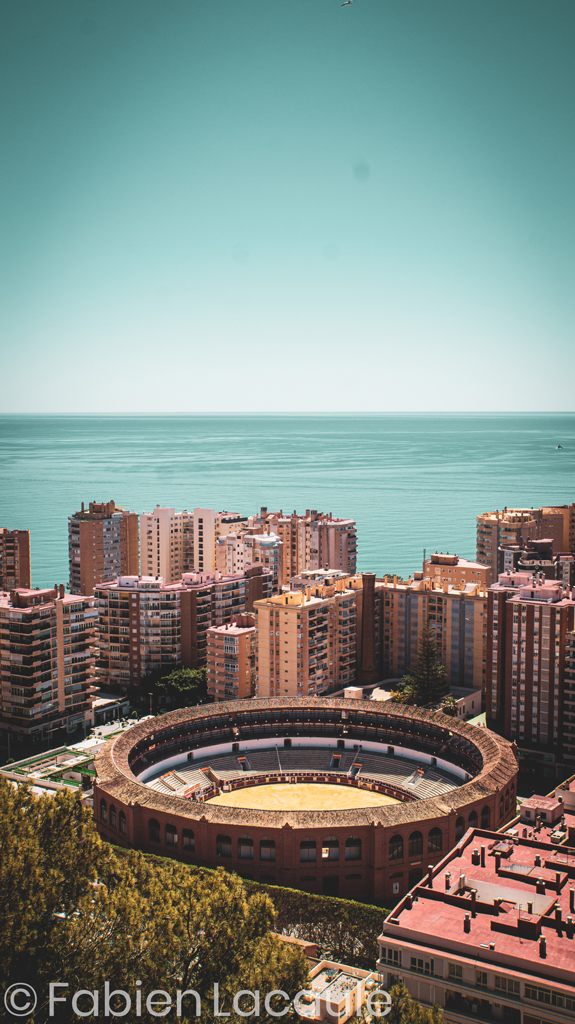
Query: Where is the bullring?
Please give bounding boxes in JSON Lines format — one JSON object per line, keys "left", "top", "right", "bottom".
{"left": 94, "top": 697, "right": 518, "bottom": 904}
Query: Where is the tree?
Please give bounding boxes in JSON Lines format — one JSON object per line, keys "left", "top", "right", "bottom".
{"left": 440, "top": 694, "right": 458, "bottom": 718}
{"left": 387, "top": 982, "right": 445, "bottom": 1023}
{"left": 0, "top": 778, "right": 308, "bottom": 1023}
{"left": 139, "top": 666, "right": 209, "bottom": 711}
{"left": 399, "top": 621, "right": 448, "bottom": 707}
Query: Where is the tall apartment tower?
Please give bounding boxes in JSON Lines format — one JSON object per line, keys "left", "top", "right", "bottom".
{"left": 95, "top": 566, "right": 273, "bottom": 690}
{"left": 69, "top": 501, "right": 139, "bottom": 596}
{"left": 486, "top": 571, "right": 575, "bottom": 749}
{"left": 0, "top": 586, "right": 98, "bottom": 741}
{"left": 141, "top": 507, "right": 246, "bottom": 580}
{"left": 206, "top": 614, "right": 257, "bottom": 702}
{"left": 564, "top": 630, "right": 575, "bottom": 765}
{"left": 254, "top": 581, "right": 359, "bottom": 698}
{"left": 217, "top": 531, "right": 283, "bottom": 592}
{"left": 378, "top": 575, "right": 488, "bottom": 693}
{"left": 250, "top": 509, "right": 357, "bottom": 586}
{"left": 0, "top": 529, "right": 31, "bottom": 590}
{"left": 477, "top": 503, "right": 575, "bottom": 581}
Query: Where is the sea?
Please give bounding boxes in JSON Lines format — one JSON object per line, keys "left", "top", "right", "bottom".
{"left": 0, "top": 413, "right": 574, "bottom": 591}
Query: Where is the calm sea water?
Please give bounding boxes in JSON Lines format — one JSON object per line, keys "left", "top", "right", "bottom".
{"left": 0, "top": 414, "right": 574, "bottom": 590}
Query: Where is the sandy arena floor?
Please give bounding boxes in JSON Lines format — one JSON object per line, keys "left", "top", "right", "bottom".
{"left": 207, "top": 782, "right": 400, "bottom": 811}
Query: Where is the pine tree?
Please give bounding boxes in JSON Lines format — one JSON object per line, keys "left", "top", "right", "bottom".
{"left": 400, "top": 621, "right": 448, "bottom": 707}
{"left": 387, "top": 981, "right": 445, "bottom": 1023}
{"left": 0, "top": 778, "right": 308, "bottom": 1023}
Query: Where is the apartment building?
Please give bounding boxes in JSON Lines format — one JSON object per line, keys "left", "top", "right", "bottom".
{"left": 497, "top": 539, "right": 575, "bottom": 586}
{"left": 379, "top": 576, "right": 488, "bottom": 694}
{"left": 423, "top": 551, "right": 492, "bottom": 588}
{"left": 565, "top": 632, "right": 575, "bottom": 766}
{"left": 140, "top": 506, "right": 193, "bottom": 582}
{"left": 477, "top": 504, "right": 575, "bottom": 582}
{"left": 95, "top": 566, "right": 273, "bottom": 690}
{"left": 191, "top": 509, "right": 247, "bottom": 573}
{"left": 206, "top": 614, "right": 256, "bottom": 702}
{"left": 0, "top": 529, "right": 31, "bottom": 590}
{"left": 378, "top": 821, "right": 575, "bottom": 1024}
{"left": 254, "top": 573, "right": 384, "bottom": 698}
{"left": 247, "top": 508, "right": 357, "bottom": 586}
{"left": 69, "top": 500, "right": 139, "bottom": 596}
{"left": 486, "top": 572, "right": 575, "bottom": 750}
{"left": 0, "top": 586, "right": 98, "bottom": 740}
{"left": 217, "top": 531, "right": 283, "bottom": 591}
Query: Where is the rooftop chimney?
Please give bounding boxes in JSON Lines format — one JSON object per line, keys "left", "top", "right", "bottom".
{"left": 480, "top": 846, "right": 486, "bottom": 867}
{"left": 427, "top": 866, "right": 433, "bottom": 888}
{"left": 539, "top": 935, "right": 547, "bottom": 958}
{"left": 464, "top": 913, "right": 471, "bottom": 933}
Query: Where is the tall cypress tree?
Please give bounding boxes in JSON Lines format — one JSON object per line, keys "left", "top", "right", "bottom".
{"left": 400, "top": 621, "right": 449, "bottom": 707}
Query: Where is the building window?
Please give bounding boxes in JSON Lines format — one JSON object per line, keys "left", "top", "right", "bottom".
{"left": 481, "top": 805, "right": 490, "bottom": 829}
{"left": 182, "top": 829, "right": 195, "bottom": 852}
{"left": 216, "top": 835, "right": 232, "bottom": 858}
{"left": 410, "top": 956, "right": 434, "bottom": 976}
{"left": 165, "top": 824, "right": 177, "bottom": 846}
{"left": 260, "top": 839, "right": 276, "bottom": 862}
{"left": 468, "top": 810, "right": 478, "bottom": 829}
{"left": 119, "top": 811, "right": 126, "bottom": 835}
{"left": 300, "top": 841, "right": 317, "bottom": 863}
{"left": 109, "top": 805, "right": 117, "bottom": 829}
{"left": 389, "top": 834, "right": 403, "bottom": 861}
{"left": 322, "top": 839, "right": 339, "bottom": 861}
{"left": 238, "top": 838, "right": 254, "bottom": 860}
{"left": 427, "top": 827, "right": 442, "bottom": 854}
{"left": 382, "top": 948, "right": 402, "bottom": 967}
{"left": 455, "top": 817, "right": 465, "bottom": 841}
{"left": 148, "top": 819, "right": 161, "bottom": 844}
{"left": 345, "top": 838, "right": 361, "bottom": 861}
{"left": 476, "top": 971, "right": 487, "bottom": 989}
{"left": 448, "top": 964, "right": 462, "bottom": 980}
{"left": 408, "top": 831, "right": 423, "bottom": 857}
{"left": 100, "top": 799, "right": 107, "bottom": 823}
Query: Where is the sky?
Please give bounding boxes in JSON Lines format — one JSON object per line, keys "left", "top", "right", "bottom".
{"left": 1, "top": 0, "right": 574, "bottom": 413}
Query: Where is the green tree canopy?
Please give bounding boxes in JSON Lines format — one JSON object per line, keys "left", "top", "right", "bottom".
{"left": 398, "top": 621, "right": 449, "bottom": 707}
{"left": 386, "top": 981, "right": 445, "bottom": 1023}
{"left": 138, "top": 666, "right": 209, "bottom": 711}
{"left": 0, "top": 778, "right": 307, "bottom": 1023}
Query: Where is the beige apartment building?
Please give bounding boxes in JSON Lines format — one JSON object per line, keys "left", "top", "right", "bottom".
{"left": 246, "top": 508, "right": 357, "bottom": 586}
{"left": 206, "top": 613, "right": 256, "bottom": 702}
{"left": 217, "top": 531, "right": 283, "bottom": 591}
{"left": 141, "top": 507, "right": 247, "bottom": 581}
{"left": 423, "top": 551, "right": 492, "bottom": 588}
{"left": 477, "top": 504, "right": 575, "bottom": 581}
{"left": 69, "top": 500, "right": 139, "bottom": 596}
{"left": 95, "top": 566, "right": 273, "bottom": 690}
{"left": 0, "top": 585, "right": 98, "bottom": 740}
{"left": 379, "top": 575, "right": 488, "bottom": 694}
{"left": 254, "top": 580, "right": 359, "bottom": 698}
{"left": 0, "top": 529, "right": 31, "bottom": 591}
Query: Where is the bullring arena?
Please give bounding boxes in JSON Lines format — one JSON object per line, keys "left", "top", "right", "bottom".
{"left": 94, "top": 697, "right": 518, "bottom": 903}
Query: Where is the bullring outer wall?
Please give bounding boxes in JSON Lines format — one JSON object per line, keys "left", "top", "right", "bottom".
{"left": 94, "top": 697, "right": 518, "bottom": 904}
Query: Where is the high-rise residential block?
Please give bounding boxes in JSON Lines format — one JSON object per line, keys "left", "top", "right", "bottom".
{"left": 217, "top": 531, "right": 283, "bottom": 592}
{"left": 247, "top": 508, "right": 357, "bottom": 586}
{"left": 206, "top": 614, "right": 256, "bottom": 702}
{"left": 564, "top": 630, "right": 575, "bottom": 764}
{"left": 95, "top": 566, "right": 273, "bottom": 690}
{"left": 0, "top": 585, "right": 98, "bottom": 740}
{"left": 140, "top": 506, "right": 192, "bottom": 582}
{"left": 477, "top": 503, "right": 575, "bottom": 582}
{"left": 254, "top": 579, "right": 359, "bottom": 698}
{"left": 486, "top": 571, "right": 575, "bottom": 750}
{"left": 69, "top": 500, "right": 139, "bottom": 596}
{"left": 379, "top": 575, "right": 488, "bottom": 693}
{"left": 423, "top": 551, "right": 492, "bottom": 588}
{"left": 0, "top": 529, "right": 31, "bottom": 590}
{"left": 141, "top": 507, "right": 247, "bottom": 580}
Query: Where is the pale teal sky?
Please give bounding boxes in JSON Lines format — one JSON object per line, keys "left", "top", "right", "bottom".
{"left": 1, "top": 0, "right": 574, "bottom": 412}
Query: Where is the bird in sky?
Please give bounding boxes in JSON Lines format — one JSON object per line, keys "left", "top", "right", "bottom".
{"left": 341, "top": 1, "right": 353, "bottom": 6}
